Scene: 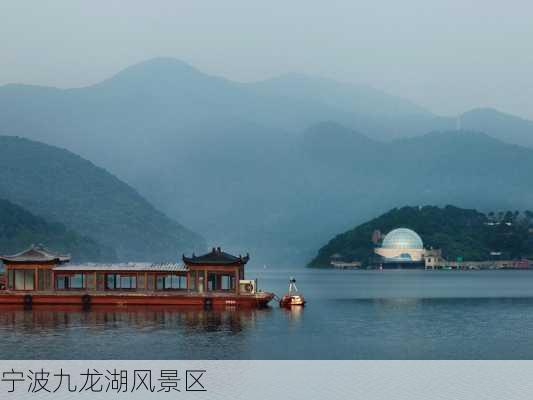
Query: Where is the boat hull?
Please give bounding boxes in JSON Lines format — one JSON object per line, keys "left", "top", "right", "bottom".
{"left": 279, "top": 295, "right": 306, "bottom": 307}
{"left": 0, "top": 291, "right": 275, "bottom": 308}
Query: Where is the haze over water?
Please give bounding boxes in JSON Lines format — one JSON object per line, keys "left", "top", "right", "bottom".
{"left": 2, "top": 1, "right": 533, "bottom": 119}
{"left": 3, "top": 269, "right": 533, "bottom": 359}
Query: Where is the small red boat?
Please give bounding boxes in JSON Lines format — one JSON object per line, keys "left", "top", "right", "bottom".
{"left": 279, "top": 278, "right": 306, "bottom": 307}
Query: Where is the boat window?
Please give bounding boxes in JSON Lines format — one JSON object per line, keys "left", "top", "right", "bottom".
{"left": 96, "top": 273, "right": 106, "bottom": 291}
{"left": 86, "top": 273, "right": 96, "bottom": 290}
{"left": 38, "top": 270, "right": 44, "bottom": 290}
{"left": 156, "top": 274, "right": 187, "bottom": 290}
{"left": 55, "top": 274, "right": 85, "bottom": 290}
{"left": 7, "top": 270, "right": 14, "bottom": 290}
{"left": 70, "top": 274, "right": 85, "bottom": 289}
{"left": 147, "top": 274, "right": 155, "bottom": 290}
{"left": 14, "top": 270, "right": 34, "bottom": 291}
{"left": 189, "top": 271, "right": 196, "bottom": 290}
{"left": 207, "top": 273, "right": 216, "bottom": 291}
{"left": 56, "top": 276, "right": 67, "bottom": 289}
{"left": 105, "top": 274, "right": 137, "bottom": 290}
{"left": 106, "top": 274, "right": 115, "bottom": 289}
{"left": 120, "top": 275, "right": 136, "bottom": 289}
{"left": 156, "top": 275, "right": 163, "bottom": 290}
{"left": 37, "top": 269, "right": 52, "bottom": 290}
{"left": 221, "top": 275, "right": 232, "bottom": 290}
{"left": 207, "top": 272, "right": 235, "bottom": 291}
{"left": 137, "top": 274, "right": 146, "bottom": 290}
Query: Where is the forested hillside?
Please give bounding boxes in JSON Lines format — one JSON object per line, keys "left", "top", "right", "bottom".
{"left": 0, "top": 198, "right": 115, "bottom": 262}
{"left": 309, "top": 206, "right": 533, "bottom": 267}
{"left": 0, "top": 136, "right": 204, "bottom": 261}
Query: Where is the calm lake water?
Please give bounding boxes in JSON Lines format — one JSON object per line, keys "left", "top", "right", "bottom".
{"left": 3, "top": 269, "right": 533, "bottom": 359}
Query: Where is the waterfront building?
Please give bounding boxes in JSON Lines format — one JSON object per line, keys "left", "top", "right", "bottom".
{"left": 330, "top": 260, "right": 362, "bottom": 269}
{"left": 373, "top": 228, "right": 529, "bottom": 270}
{"left": 374, "top": 228, "right": 426, "bottom": 268}
{"left": 329, "top": 253, "right": 362, "bottom": 269}
{"left": 424, "top": 248, "right": 444, "bottom": 269}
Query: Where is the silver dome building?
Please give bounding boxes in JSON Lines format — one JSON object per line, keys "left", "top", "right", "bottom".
{"left": 382, "top": 228, "right": 423, "bottom": 250}
{"left": 375, "top": 228, "right": 425, "bottom": 264}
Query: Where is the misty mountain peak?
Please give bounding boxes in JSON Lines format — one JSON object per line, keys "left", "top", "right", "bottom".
{"left": 97, "top": 57, "right": 211, "bottom": 89}
{"left": 462, "top": 107, "right": 531, "bottom": 123}
{"left": 456, "top": 109, "right": 533, "bottom": 148}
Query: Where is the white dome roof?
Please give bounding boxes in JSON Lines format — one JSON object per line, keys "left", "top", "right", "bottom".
{"left": 381, "top": 228, "right": 423, "bottom": 250}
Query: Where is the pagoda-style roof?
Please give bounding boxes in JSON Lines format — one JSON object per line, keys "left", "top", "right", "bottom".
{"left": 183, "top": 247, "right": 249, "bottom": 266}
{"left": 0, "top": 244, "right": 71, "bottom": 264}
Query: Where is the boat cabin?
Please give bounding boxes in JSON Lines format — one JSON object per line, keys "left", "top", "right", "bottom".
{"left": 1, "top": 246, "right": 251, "bottom": 295}
{"left": 182, "top": 247, "right": 249, "bottom": 294}
{"left": 0, "top": 245, "right": 70, "bottom": 291}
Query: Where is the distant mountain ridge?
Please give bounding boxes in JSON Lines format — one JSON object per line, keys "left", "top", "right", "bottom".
{"left": 0, "top": 57, "right": 435, "bottom": 150}
{"left": 0, "top": 136, "right": 204, "bottom": 261}
{"left": 2, "top": 58, "right": 532, "bottom": 146}
{"left": 250, "top": 72, "right": 431, "bottom": 117}
{"left": 460, "top": 108, "right": 533, "bottom": 149}
{"left": 2, "top": 58, "right": 533, "bottom": 264}
{"left": 0, "top": 198, "right": 115, "bottom": 262}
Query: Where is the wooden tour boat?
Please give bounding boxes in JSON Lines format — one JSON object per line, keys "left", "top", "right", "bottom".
{"left": 0, "top": 245, "right": 275, "bottom": 308}
{"left": 279, "top": 277, "right": 306, "bottom": 307}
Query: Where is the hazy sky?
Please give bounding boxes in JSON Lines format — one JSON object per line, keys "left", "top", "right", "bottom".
{"left": 1, "top": 0, "right": 533, "bottom": 118}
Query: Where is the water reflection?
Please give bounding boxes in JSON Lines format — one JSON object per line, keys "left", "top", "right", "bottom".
{"left": 5, "top": 271, "right": 533, "bottom": 359}
{"left": 0, "top": 305, "right": 270, "bottom": 335}
{"left": 281, "top": 305, "right": 304, "bottom": 323}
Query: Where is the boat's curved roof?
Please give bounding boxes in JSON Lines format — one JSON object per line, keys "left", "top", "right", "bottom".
{"left": 183, "top": 247, "right": 249, "bottom": 265}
